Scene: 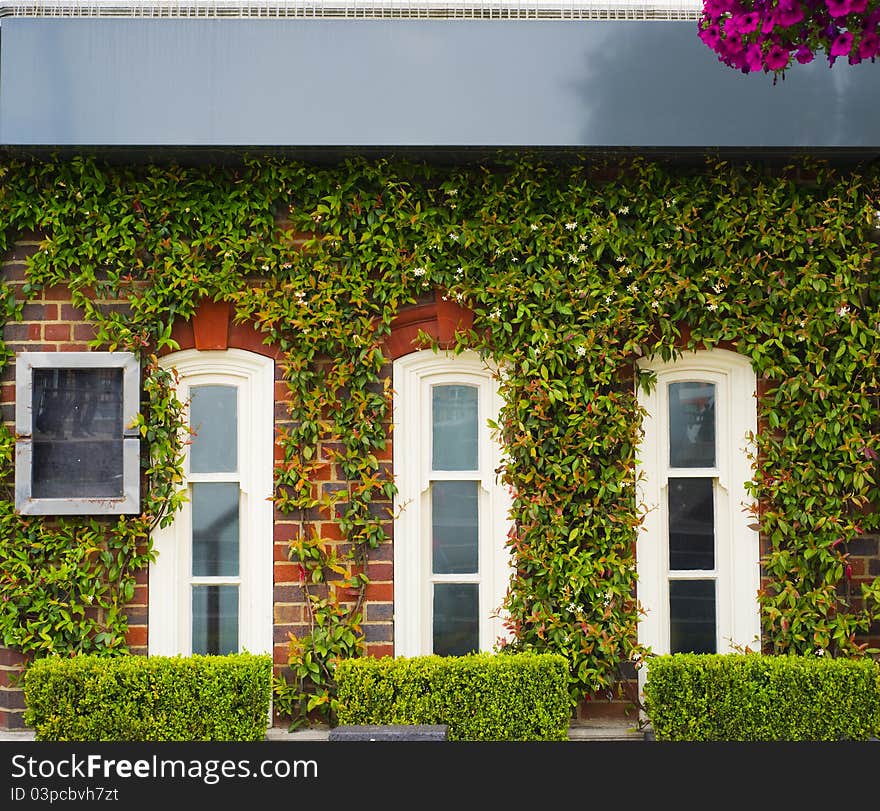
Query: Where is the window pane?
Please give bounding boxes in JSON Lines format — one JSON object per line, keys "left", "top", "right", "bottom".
{"left": 433, "top": 583, "right": 479, "bottom": 657}
{"left": 190, "top": 385, "right": 237, "bottom": 473}
{"left": 669, "top": 580, "right": 716, "bottom": 654}
{"left": 669, "top": 382, "right": 715, "bottom": 468}
{"left": 668, "top": 477, "right": 715, "bottom": 570}
{"left": 192, "top": 482, "right": 239, "bottom": 577}
{"left": 432, "top": 480, "right": 479, "bottom": 574}
{"left": 32, "top": 368, "right": 125, "bottom": 498}
{"left": 192, "top": 585, "right": 238, "bottom": 655}
{"left": 432, "top": 385, "right": 478, "bottom": 471}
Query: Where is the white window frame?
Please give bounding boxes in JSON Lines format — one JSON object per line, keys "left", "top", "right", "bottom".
{"left": 392, "top": 349, "right": 512, "bottom": 657}
{"left": 636, "top": 348, "right": 760, "bottom": 659}
{"left": 149, "top": 348, "right": 274, "bottom": 657}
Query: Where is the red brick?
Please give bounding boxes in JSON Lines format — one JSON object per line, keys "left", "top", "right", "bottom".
{"left": 43, "top": 324, "right": 70, "bottom": 341}
{"left": 273, "top": 522, "right": 300, "bottom": 542}
{"left": 60, "top": 304, "right": 86, "bottom": 320}
{"left": 273, "top": 645, "right": 289, "bottom": 666}
{"left": 317, "top": 522, "right": 345, "bottom": 541}
{"left": 366, "top": 562, "right": 393, "bottom": 581}
{"left": 41, "top": 284, "right": 70, "bottom": 302}
{"left": 366, "top": 644, "right": 394, "bottom": 658}
{"left": 125, "top": 626, "right": 148, "bottom": 647}
{"left": 0, "top": 708, "right": 28, "bottom": 730}
{"left": 21, "top": 303, "right": 56, "bottom": 320}
{"left": 274, "top": 605, "right": 303, "bottom": 624}
{"left": 73, "top": 324, "right": 98, "bottom": 342}
{"left": 0, "top": 648, "right": 29, "bottom": 668}
{"left": 365, "top": 582, "right": 393, "bottom": 602}
{"left": 274, "top": 562, "right": 301, "bottom": 584}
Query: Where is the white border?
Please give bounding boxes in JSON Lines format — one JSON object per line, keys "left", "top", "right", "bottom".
{"left": 149, "top": 348, "right": 274, "bottom": 656}
{"left": 636, "top": 347, "right": 760, "bottom": 660}
{"left": 392, "top": 349, "right": 512, "bottom": 657}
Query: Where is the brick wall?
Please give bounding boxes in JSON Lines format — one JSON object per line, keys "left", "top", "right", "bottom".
{"left": 2, "top": 229, "right": 879, "bottom": 732}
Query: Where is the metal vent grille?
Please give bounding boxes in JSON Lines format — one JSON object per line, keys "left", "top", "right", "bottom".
{"left": 2, "top": 1, "right": 703, "bottom": 20}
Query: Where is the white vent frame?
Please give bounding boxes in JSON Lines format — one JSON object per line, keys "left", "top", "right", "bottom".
{"left": 15, "top": 351, "right": 141, "bottom": 515}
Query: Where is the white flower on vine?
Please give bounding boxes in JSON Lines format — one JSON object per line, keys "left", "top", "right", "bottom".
{"left": 575, "top": 345, "right": 587, "bottom": 357}
{"left": 413, "top": 267, "right": 427, "bottom": 277}
{"left": 446, "top": 188, "right": 458, "bottom": 196}
{"left": 565, "top": 222, "right": 577, "bottom": 231}
{"left": 530, "top": 223, "right": 540, "bottom": 231}
{"left": 707, "top": 302, "right": 718, "bottom": 312}
{"left": 617, "top": 206, "right": 629, "bottom": 215}
{"left": 449, "top": 233, "right": 459, "bottom": 242}
{"left": 838, "top": 305, "right": 850, "bottom": 316}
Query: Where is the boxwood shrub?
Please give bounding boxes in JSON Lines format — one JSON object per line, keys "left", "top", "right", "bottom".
{"left": 23, "top": 652, "right": 272, "bottom": 741}
{"left": 334, "top": 651, "right": 570, "bottom": 741}
{"left": 643, "top": 653, "right": 880, "bottom": 741}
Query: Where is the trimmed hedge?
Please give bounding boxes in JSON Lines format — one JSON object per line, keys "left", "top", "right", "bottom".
{"left": 643, "top": 653, "right": 880, "bottom": 741}
{"left": 23, "top": 653, "right": 272, "bottom": 741}
{"left": 334, "top": 652, "right": 571, "bottom": 741}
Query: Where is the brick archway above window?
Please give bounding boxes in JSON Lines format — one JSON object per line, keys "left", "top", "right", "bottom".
{"left": 384, "top": 290, "right": 475, "bottom": 360}
{"left": 166, "top": 298, "right": 282, "bottom": 360}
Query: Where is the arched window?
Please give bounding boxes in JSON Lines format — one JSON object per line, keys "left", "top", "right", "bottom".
{"left": 149, "top": 349, "right": 274, "bottom": 657}
{"left": 637, "top": 348, "right": 761, "bottom": 656}
{"left": 392, "top": 350, "right": 512, "bottom": 657}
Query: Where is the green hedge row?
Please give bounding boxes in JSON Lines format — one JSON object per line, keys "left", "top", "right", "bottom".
{"left": 23, "top": 653, "right": 273, "bottom": 741}
{"left": 335, "top": 652, "right": 571, "bottom": 741}
{"left": 643, "top": 653, "right": 880, "bottom": 741}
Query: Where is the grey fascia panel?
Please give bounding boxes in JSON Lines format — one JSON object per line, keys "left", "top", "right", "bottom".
{"left": 1, "top": 17, "right": 879, "bottom": 148}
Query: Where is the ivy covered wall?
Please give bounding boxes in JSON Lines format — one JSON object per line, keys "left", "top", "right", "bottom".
{"left": 0, "top": 155, "right": 879, "bottom": 725}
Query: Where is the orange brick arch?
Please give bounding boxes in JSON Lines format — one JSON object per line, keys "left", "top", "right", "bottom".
{"left": 383, "top": 290, "right": 476, "bottom": 360}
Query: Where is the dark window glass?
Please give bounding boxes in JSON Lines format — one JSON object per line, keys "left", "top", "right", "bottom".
{"left": 669, "top": 382, "right": 715, "bottom": 468}
{"left": 433, "top": 583, "right": 479, "bottom": 656}
{"left": 191, "top": 483, "right": 240, "bottom": 577}
{"left": 432, "top": 385, "right": 478, "bottom": 470}
{"left": 31, "top": 368, "right": 124, "bottom": 498}
{"left": 192, "top": 585, "right": 238, "bottom": 655}
{"left": 669, "top": 580, "right": 716, "bottom": 654}
{"left": 668, "top": 477, "right": 715, "bottom": 570}
{"left": 432, "top": 480, "right": 479, "bottom": 574}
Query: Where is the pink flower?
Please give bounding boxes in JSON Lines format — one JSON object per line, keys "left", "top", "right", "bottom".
{"left": 848, "top": 0, "right": 868, "bottom": 12}
{"left": 704, "top": 0, "right": 742, "bottom": 15}
{"left": 745, "top": 42, "right": 765, "bottom": 70}
{"left": 825, "top": 0, "right": 852, "bottom": 18}
{"left": 774, "top": 0, "right": 804, "bottom": 27}
{"left": 830, "top": 30, "right": 855, "bottom": 55}
{"left": 795, "top": 43, "right": 815, "bottom": 62}
{"left": 699, "top": 22, "right": 723, "bottom": 49}
{"left": 765, "top": 43, "right": 792, "bottom": 69}
{"left": 858, "top": 31, "right": 880, "bottom": 58}
{"left": 728, "top": 11, "right": 762, "bottom": 33}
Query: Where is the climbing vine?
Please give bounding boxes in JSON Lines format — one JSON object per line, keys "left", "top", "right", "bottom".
{"left": 0, "top": 155, "right": 879, "bottom": 723}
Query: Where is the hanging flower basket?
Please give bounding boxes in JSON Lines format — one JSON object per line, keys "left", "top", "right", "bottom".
{"left": 698, "top": 0, "right": 880, "bottom": 76}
